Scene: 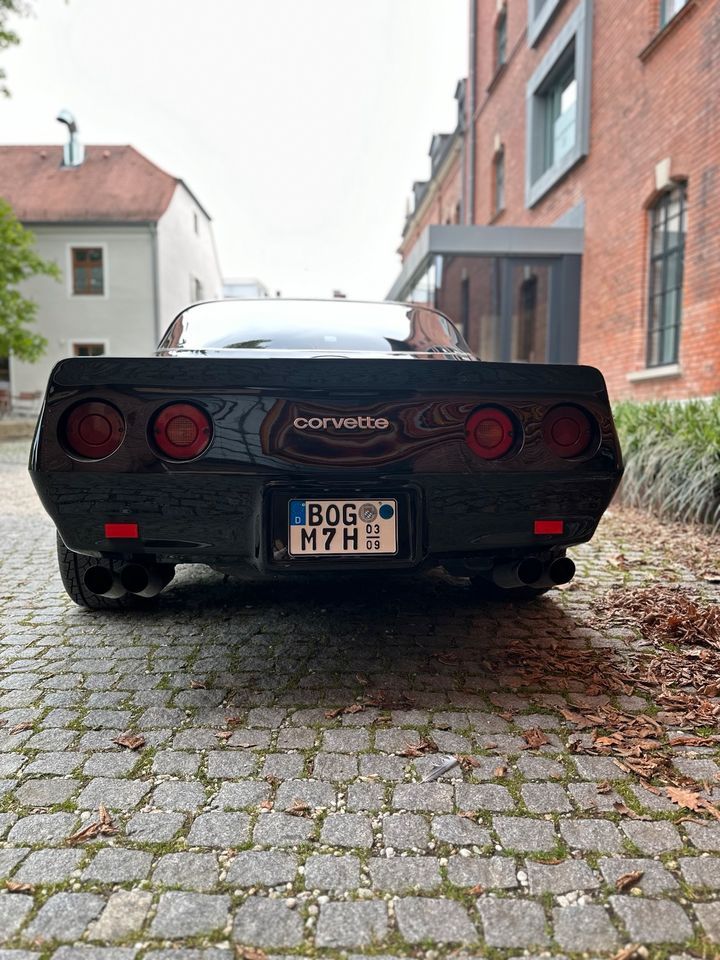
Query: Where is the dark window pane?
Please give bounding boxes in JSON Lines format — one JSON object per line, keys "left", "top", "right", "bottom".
{"left": 646, "top": 184, "right": 686, "bottom": 366}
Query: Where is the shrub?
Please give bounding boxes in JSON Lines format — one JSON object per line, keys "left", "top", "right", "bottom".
{"left": 613, "top": 396, "right": 720, "bottom": 533}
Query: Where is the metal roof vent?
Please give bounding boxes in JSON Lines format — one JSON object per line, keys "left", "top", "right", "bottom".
{"left": 57, "top": 109, "right": 85, "bottom": 167}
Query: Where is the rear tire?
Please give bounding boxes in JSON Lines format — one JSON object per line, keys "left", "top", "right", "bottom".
{"left": 469, "top": 575, "right": 550, "bottom": 602}
{"left": 56, "top": 533, "right": 157, "bottom": 611}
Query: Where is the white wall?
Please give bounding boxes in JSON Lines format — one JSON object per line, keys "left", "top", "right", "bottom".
{"left": 10, "top": 224, "right": 156, "bottom": 398}
{"left": 156, "top": 184, "right": 223, "bottom": 340}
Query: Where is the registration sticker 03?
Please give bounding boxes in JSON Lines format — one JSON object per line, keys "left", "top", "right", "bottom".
{"left": 288, "top": 499, "right": 398, "bottom": 556}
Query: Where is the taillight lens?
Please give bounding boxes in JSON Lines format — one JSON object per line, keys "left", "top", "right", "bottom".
{"left": 152, "top": 403, "right": 212, "bottom": 460}
{"left": 543, "top": 404, "right": 595, "bottom": 458}
{"left": 64, "top": 401, "right": 125, "bottom": 459}
{"left": 465, "top": 406, "right": 517, "bottom": 460}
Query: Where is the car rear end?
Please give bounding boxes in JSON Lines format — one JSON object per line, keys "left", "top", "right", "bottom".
{"left": 30, "top": 354, "right": 623, "bottom": 594}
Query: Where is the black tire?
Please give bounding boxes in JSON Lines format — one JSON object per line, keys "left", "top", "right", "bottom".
{"left": 56, "top": 533, "right": 157, "bottom": 611}
{"left": 469, "top": 575, "right": 550, "bottom": 602}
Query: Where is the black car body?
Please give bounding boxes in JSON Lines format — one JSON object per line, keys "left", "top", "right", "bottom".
{"left": 29, "top": 299, "right": 623, "bottom": 608}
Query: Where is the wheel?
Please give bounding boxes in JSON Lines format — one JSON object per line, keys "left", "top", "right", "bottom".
{"left": 56, "top": 533, "right": 157, "bottom": 611}
{"left": 469, "top": 575, "right": 550, "bottom": 602}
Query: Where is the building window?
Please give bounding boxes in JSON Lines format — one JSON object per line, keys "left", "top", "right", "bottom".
{"left": 527, "top": 0, "right": 565, "bottom": 47}
{"left": 647, "top": 183, "right": 686, "bottom": 368}
{"left": 494, "top": 147, "right": 506, "bottom": 214}
{"left": 72, "top": 342, "right": 106, "bottom": 357}
{"left": 191, "top": 277, "right": 204, "bottom": 302}
{"left": 525, "top": 0, "right": 591, "bottom": 207}
{"left": 72, "top": 247, "right": 104, "bottom": 296}
{"left": 495, "top": 7, "right": 508, "bottom": 69}
{"left": 660, "top": 0, "right": 688, "bottom": 27}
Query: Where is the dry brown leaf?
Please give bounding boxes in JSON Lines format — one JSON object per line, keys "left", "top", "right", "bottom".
{"left": 398, "top": 737, "right": 439, "bottom": 758}
{"left": 235, "top": 947, "right": 268, "bottom": 960}
{"left": 455, "top": 754, "right": 480, "bottom": 771}
{"left": 225, "top": 715, "right": 244, "bottom": 726}
{"left": 494, "top": 765, "right": 508, "bottom": 778}
{"left": 286, "top": 800, "right": 311, "bottom": 818}
{"left": 344, "top": 703, "right": 365, "bottom": 715}
{"left": 215, "top": 730, "right": 233, "bottom": 741}
{"left": 667, "top": 786, "right": 720, "bottom": 821}
{"left": 615, "top": 870, "right": 644, "bottom": 892}
{"left": 522, "top": 728, "right": 550, "bottom": 749}
{"left": 6, "top": 881, "right": 34, "bottom": 893}
{"left": 610, "top": 944, "right": 643, "bottom": 960}
{"left": 66, "top": 805, "right": 117, "bottom": 845}
{"left": 259, "top": 799, "right": 273, "bottom": 811}
{"left": 324, "top": 707, "right": 344, "bottom": 719}
{"left": 9, "top": 721, "right": 34, "bottom": 734}
{"left": 458, "top": 810, "right": 477, "bottom": 821}
{"left": 468, "top": 883, "right": 484, "bottom": 895}
{"left": 190, "top": 680, "right": 207, "bottom": 689}
{"left": 112, "top": 733, "right": 146, "bottom": 750}
{"left": 597, "top": 780, "right": 612, "bottom": 794}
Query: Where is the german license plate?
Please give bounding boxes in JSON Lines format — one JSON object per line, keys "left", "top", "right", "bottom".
{"left": 288, "top": 499, "right": 398, "bottom": 557}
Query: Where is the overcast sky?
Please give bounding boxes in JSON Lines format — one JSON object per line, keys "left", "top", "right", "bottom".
{"left": 1, "top": 0, "right": 468, "bottom": 299}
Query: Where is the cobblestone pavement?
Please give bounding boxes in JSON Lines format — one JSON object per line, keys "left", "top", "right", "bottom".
{"left": 0, "top": 438, "right": 719, "bottom": 959}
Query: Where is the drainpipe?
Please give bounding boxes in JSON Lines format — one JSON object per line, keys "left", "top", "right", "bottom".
{"left": 149, "top": 223, "right": 161, "bottom": 346}
{"left": 467, "top": 0, "right": 478, "bottom": 225}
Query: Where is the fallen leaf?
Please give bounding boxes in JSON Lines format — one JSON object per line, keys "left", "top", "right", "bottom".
{"left": 344, "top": 703, "right": 365, "bottom": 715}
{"left": 112, "top": 733, "right": 145, "bottom": 750}
{"left": 225, "top": 716, "right": 244, "bottom": 726}
{"left": 215, "top": 730, "right": 233, "bottom": 741}
{"left": 9, "top": 721, "right": 34, "bottom": 734}
{"left": 324, "top": 707, "right": 344, "bottom": 720}
{"left": 459, "top": 810, "right": 477, "bottom": 820}
{"left": 493, "top": 765, "right": 508, "bottom": 778}
{"left": 355, "top": 673, "right": 369, "bottom": 686}
{"left": 259, "top": 799, "right": 273, "bottom": 811}
{"left": 469, "top": 883, "right": 484, "bottom": 895}
{"left": 455, "top": 754, "right": 480, "bottom": 771}
{"left": 6, "top": 881, "right": 34, "bottom": 893}
{"left": 597, "top": 780, "right": 612, "bottom": 794}
{"left": 398, "top": 737, "right": 439, "bottom": 758}
{"left": 66, "top": 805, "right": 118, "bottom": 844}
{"left": 190, "top": 680, "right": 206, "bottom": 689}
{"left": 610, "top": 945, "right": 643, "bottom": 960}
{"left": 522, "top": 728, "right": 550, "bottom": 749}
{"left": 701, "top": 571, "right": 720, "bottom": 583}
{"left": 286, "top": 800, "right": 311, "bottom": 818}
{"left": 667, "top": 786, "right": 720, "bottom": 821}
{"left": 615, "top": 870, "right": 644, "bottom": 892}
{"left": 235, "top": 947, "right": 268, "bottom": 960}
{"left": 613, "top": 802, "right": 649, "bottom": 820}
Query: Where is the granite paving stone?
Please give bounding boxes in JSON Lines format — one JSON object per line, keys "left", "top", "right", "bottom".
{"left": 368, "top": 856, "right": 441, "bottom": 892}
{"left": 25, "top": 893, "right": 105, "bottom": 941}
{"left": 232, "top": 897, "right": 303, "bottom": 948}
{"left": 598, "top": 857, "right": 679, "bottom": 894}
{"left": 478, "top": 898, "right": 548, "bottom": 948}
{"left": 560, "top": 819, "right": 623, "bottom": 852}
{"left": 553, "top": 904, "right": 619, "bottom": 952}
{"left": 152, "top": 853, "right": 220, "bottom": 892}
{"left": 526, "top": 858, "right": 599, "bottom": 894}
{"left": 395, "top": 897, "right": 477, "bottom": 944}
{"left": 0, "top": 896, "right": 34, "bottom": 939}
{"left": 82, "top": 848, "right": 153, "bottom": 883}
{"left": 304, "top": 853, "right": 360, "bottom": 891}
{"left": 610, "top": 896, "right": 694, "bottom": 943}
{"left": 86, "top": 891, "right": 153, "bottom": 942}
{"left": 125, "top": 812, "right": 184, "bottom": 842}
{"left": 225, "top": 851, "right": 297, "bottom": 887}
{"left": 253, "top": 813, "right": 314, "bottom": 846}
{"left": 186, "top": 812, "right": 250, "bottom": 848}
{"left": 150, "top": 893, "right": 230, "bottom": 938}
{"left": 320, "top": 813, "right": 373, "bottom": 848}
{"left": 621, "top": 820, "right": 683, "bottom": 854}
{"left": 678, "top": 855, "right": 720, "bottom": 888}
{"left": 694, "top": 902, "right": 720, "bottom": 943}
{"left": 446, "top": 854, "right": 518, "bottom": 888}
{"left": 315, "top": 901, "right": 388, "bottom": 948}
{"left": 14, "top": 849, "right": 84, "bottom": 884}
{"left": 493, "top": 816, "right": 557, "bottom": 852}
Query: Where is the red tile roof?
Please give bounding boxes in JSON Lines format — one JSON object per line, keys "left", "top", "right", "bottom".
{"left": 0, "top": 145, "right": 183, "bottom": 223}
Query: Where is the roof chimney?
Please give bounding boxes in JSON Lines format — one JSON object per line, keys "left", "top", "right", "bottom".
{"left": 56, "top": 109, "right": 84, "bottom": 167}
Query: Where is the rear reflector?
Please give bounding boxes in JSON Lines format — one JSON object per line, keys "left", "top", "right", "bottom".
{"left": 465, "top": 406, "right": 518, "bottom": 460}
{"left": 542, "top": 405, "right": 594, "bottom": 459}
{"left": 152, "top": 403, "right": 213, "bottom": 460}
{"left": 534, "top": 519, "right": 564, "bottom": 535}
{"left": 104, "top": 522, "right": 139, "bottom": 539}
{"left": 63, "top": 401, "right": 125, "bottom": 460}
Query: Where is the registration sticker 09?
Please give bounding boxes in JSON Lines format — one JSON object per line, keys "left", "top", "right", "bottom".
{"left": 288, "top": 498, "right": 398, "bottom": 556}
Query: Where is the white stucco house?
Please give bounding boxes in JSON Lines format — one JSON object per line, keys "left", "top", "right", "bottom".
{"left": 0, "top": 138, "right": 222, "bottom": 406}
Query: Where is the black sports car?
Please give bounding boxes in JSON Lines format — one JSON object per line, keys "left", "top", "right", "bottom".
{"left": 29, "top": 299, "right": 623, "bottom": 609}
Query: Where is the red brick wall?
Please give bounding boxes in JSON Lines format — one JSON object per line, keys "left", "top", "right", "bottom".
{"left": 401, "top": 0, "right": 720, "bottom": 400}
{"left": 399, "top": 146, "right": 463, "bottom": 261}
{"left": 471, "top": 0, "right": 720, "bottom": 399}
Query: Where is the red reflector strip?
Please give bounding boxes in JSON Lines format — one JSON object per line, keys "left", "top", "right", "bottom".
{"left": 534, "top": 519, "right": 564, "bottom": 535}
{"left": 104, "top": 522, "right": 139, "bottom": 539}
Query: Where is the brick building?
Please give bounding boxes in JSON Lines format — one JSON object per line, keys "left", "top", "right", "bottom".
{"left": 389, "top": 0, "right": 720, "bottom": 400}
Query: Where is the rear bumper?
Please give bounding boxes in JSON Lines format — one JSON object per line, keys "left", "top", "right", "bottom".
{"left": 31, "top": 469, "right": 621, "bottom": 572}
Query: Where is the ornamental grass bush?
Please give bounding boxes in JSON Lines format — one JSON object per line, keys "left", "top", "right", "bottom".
{"left": 613, "top": 396, "right": 720, "bottom": 533}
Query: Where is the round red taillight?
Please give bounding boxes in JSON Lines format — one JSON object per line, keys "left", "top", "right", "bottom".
{"left": 152, "top": 403, "right": 212, "bottom": 460}
{"left": 465, "top": 406, "right": 517, "bottom": 460}
{"left": 64, "top": 401, "right": 125, "bottom": 459}
{"left": 543, "top": 404, "right": 594, "bottom": 458}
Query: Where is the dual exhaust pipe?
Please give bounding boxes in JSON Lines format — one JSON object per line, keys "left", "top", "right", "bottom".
{"left": 83, "top": 561, "right": 175, "bottom": 600}
{"left": 492, "top": 555, "right": 576, "bottom": 590}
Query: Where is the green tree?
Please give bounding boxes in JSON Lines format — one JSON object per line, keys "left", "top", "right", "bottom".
{"left": 0, "top": 0, "right": 28, "bottom": 97}
{"left": 0, "top": 199, "right": 59, "bottom": 362}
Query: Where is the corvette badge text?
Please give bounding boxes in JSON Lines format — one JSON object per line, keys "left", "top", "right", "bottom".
{"left": 293, "top": 416, "right": 390, "bottom": 430}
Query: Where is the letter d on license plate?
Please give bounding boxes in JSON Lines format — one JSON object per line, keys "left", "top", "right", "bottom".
{"left": 288, "top": 499, "right": 398, "bottom": 556}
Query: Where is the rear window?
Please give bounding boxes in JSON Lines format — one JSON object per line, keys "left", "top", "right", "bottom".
{"left": 158, "top": 299, "right": 470, "bottom": 355}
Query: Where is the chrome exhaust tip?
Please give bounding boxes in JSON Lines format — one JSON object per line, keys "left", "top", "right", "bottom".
{"left": 83, "top": 565, "right": 127, "bottom": 599}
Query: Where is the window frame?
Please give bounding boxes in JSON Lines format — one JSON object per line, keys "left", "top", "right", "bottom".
{"left": 660, "top": 0, "right": 688, "bottom": 28}
{"left": 525, "top": 0, "right": 592, "bottom": 208}
{"left": 495, "top": 6, "right": 508, "bottom": 70}
{"left": 527, "top": 0, "right": 566, "bottom": 46}
{"left": 494, "top": 146, "right": 506, "bottom": 215}
{"left": 646, "top": 182, "right": 687, "bottom": 369}
{"left": 67, "top": 243, "right": 109, "bottom": 299}
{"left": 70, "top": 339, "right": 109, "bottom": 357}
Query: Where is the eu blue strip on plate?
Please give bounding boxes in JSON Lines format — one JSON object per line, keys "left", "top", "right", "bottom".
{"left": 289, "top": 500, "right": 306, "bottom": 526}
